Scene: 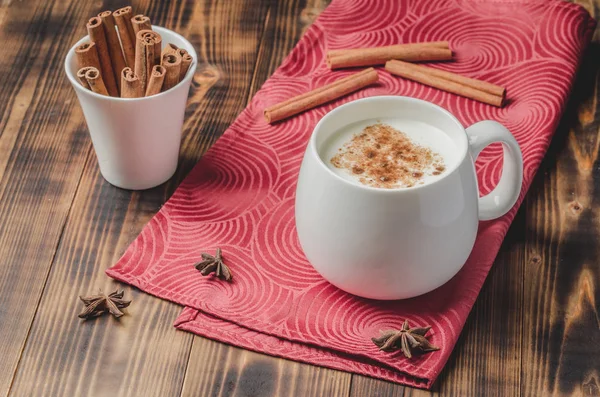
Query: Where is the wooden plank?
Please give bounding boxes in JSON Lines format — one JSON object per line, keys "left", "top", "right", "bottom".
{"left": 178, "top": 1, "right": 352, "bottom": 396}
{"left": 8, "top": 0, "right": 272, "bottom": 396}
{"left": 521, "top": 1, "right": 600, "bottom": 394}
{"left": 432, "top": 224, "right": 524, "bottom": 396}
{"left": 246, "top": 0, "right": 329, "bottom": 99}
{"left": 0, "top": 0, "right": 99, "bottom": 394}
{"left": 0, "top": 0, "right": 57, "bottom": 181}
{"left": 181, "top": 341, "right": 350, "bottom": 397}
{"left": 9, "top": 165, "right": 192, "bottom": 397}
{"left": 4, "top": 1, "right": 597, "bottom": 396}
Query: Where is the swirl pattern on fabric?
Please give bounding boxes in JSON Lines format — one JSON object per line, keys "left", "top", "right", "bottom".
{"left": 107, "top": 0, "right": 596, "bottom": 389}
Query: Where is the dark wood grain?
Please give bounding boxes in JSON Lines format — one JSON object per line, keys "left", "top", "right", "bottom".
{"left": 520, "top": 3, "right": 600, "bottom": 395}
{"left": 0, "top": 0, "right": 598, "bottom": 396}
{"left": 7, "top": 0, "right": 271, "bottom": 396}
{"left": 181, "top": 340, "right": 350, "bottom": 397}
{"left": 0, "top": 0, "right": 97, "bottom": 394}
{"left": 9, "top": 165, "right": 192, "bottom": 397}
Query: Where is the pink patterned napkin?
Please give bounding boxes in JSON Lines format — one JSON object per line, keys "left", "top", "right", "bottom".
{"left": 107, "top": 0, "right": 596, "bottom": 388}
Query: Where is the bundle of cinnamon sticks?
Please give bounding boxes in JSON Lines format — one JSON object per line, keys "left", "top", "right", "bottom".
{"left": 75, "top": 7, "right": 194, "bottom": 98}
{"left": 264, "top": 41, "right": 507, "bottom": 124}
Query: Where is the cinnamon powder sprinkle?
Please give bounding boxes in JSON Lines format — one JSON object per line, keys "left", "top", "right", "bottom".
{"left": 330, "top": 123, "right": 446, "bottom": 189}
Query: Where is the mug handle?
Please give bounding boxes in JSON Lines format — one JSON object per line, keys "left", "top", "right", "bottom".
{"left": 465, "top": 120, "right": 524, "bottom": 221}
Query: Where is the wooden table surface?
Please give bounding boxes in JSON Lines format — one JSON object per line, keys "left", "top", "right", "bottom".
{"left": 0, "top": 0, "right": 598, "bottom": 396}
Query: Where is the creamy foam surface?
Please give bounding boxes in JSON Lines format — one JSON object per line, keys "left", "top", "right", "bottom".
{"left": 322, "top": 118, "right": 458, "bottom": 189}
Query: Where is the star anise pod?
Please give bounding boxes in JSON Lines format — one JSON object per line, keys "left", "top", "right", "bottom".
{"left": 78, "top": 289, "right": 131, "bottom": 320}
{"left": 194, "top": 248, "right": 232, "bottom": 281}
{"left": 372, "top": 320, "right": 440, "bottom": 358}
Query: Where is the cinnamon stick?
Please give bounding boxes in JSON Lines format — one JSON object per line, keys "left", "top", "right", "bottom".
{"left": 179, "top": 52, "right": 193, "bottom": 81}
{"left": 385, "top": 60, "right": 504, "bottom": 107}
{"left": 75, "top": 42, "right": 101, "bottom": 71}
{"left": 134, "top": 29, "right": 158, "bottom": 93}
{"left": 145, "top": 65, "right": 166, "bottom": 96}
{"left": 161, "top": 53, "right": 182, "bottom": 91}
{"left": 76, "top": 66, "right": 94, "bottom": 89}
{"left": 132, "top": 14, "right": 151, "bottom": 35}
{"left": 113, "top": 6, "right": 136, "bottom": 68}
{"left": 264, "top": 67, "right": 379, "bottom": 123}
{"left": 174, "top": 48, "right": 192, "bottom": 81}
{"left": 391, "top": 60, "right": 506, "bottom": 98}
{"left": 266, "top": 70, "right": 368, "bottom": 112}
{"left": 327, "top": 41, "right": 449, "bottom": 58}
{"left": 98, "top": 11, "right": 127, "bottom": 93}
{"left": 86, "top": 16, "right": 118, "bottom": 96}
{"left": 162, "top": 43, "right": 179, "bottom": 58}
{"left": 85, "top": 67, "right": 108, "bottom": 95}
{"left": 121, "top": 67, "right": 143, "bottom": 98}
{"left": 147, "top": 31, "right": 162, "bottom": 65}
{"left": 328, "top": 45, "right": 452, "bottom": 69}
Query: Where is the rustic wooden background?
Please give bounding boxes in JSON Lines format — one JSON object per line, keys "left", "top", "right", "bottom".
{"left": 0, "top": 0, "right": 598, "bottom": 396}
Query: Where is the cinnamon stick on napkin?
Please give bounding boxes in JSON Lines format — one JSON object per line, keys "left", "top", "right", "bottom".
{"left": 264, "top": 68, "right": 379, "bottom": 123}
{"left": 327, "top": 42, "right": 452, "bottom": 69}
{"left": 385, "top": 60, "right": 506, "bottom": 107}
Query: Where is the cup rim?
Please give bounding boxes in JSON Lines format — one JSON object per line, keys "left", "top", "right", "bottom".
{"left": 64, "top": 25, "right": 197, "bottom": 102}
{"left": 310, "top": 95, "right": 469, "bottom": 193}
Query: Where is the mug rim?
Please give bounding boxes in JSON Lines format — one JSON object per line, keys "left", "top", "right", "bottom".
{"left": 310, "top": 95, "right": 469, "bottom": 193}
{"left": 64, "top": 25, "right": 197, "bottom": 102}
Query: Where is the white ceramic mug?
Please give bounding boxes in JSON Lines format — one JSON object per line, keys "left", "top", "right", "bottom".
{"left": 64, "top": 26, "right": 197, "bottom": 190}
{"left": 295, "top": 96, "right": 523, "bottom": 300}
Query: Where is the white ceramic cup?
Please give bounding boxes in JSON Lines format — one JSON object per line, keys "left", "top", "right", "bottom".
{"left": 295, "top": 96, "right": 523, "bottom": 300}
{"left": 64, "top": 26, "right": 197, "bottom": 190}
